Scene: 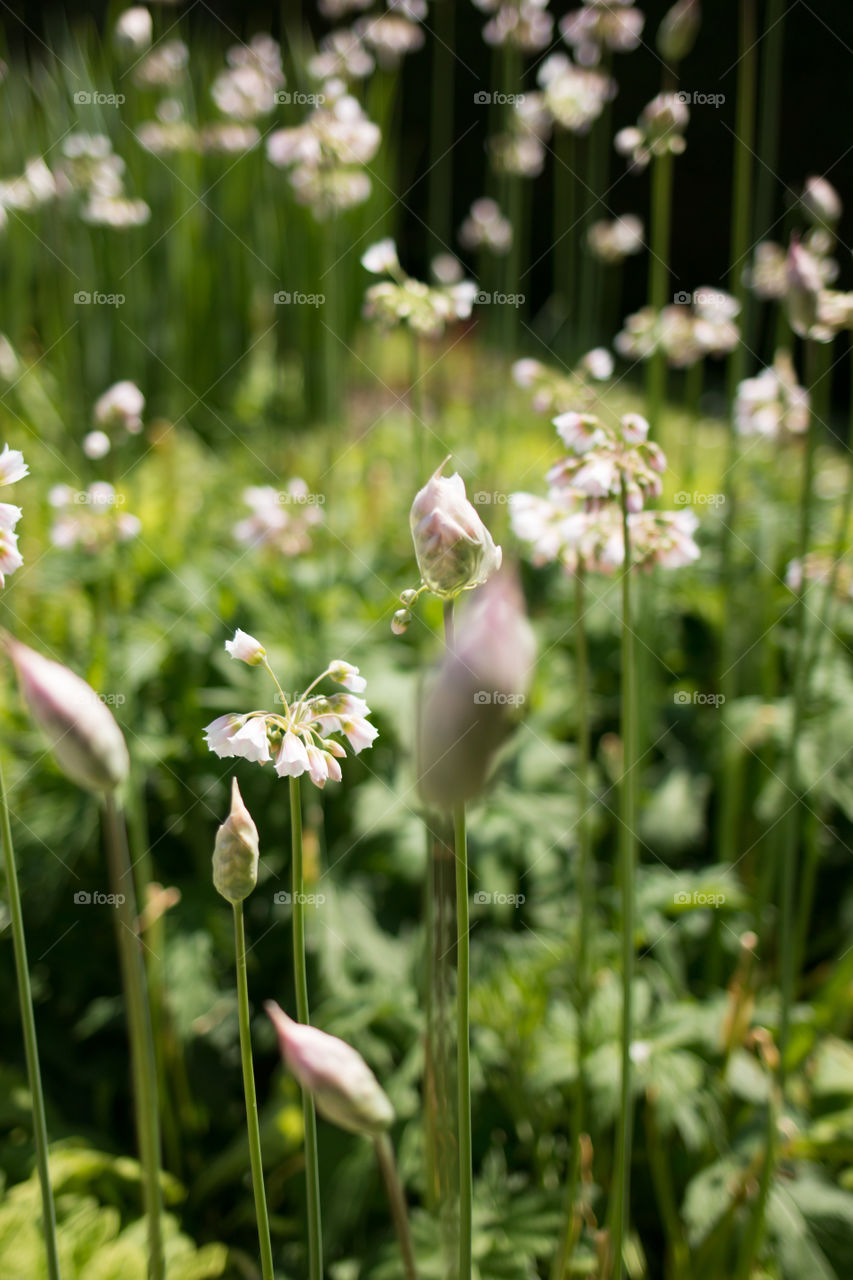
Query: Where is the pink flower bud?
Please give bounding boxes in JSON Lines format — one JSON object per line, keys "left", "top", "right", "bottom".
{"left": 410, "top": 458, "right": 502, "bottom": 598}
{"left": 212, "top": 778, "right": 260, "bottom": 903}
{"left": 7, "top": 639, "right": 129, "bottom": 793}
{"left": 266, "top": 1002, "right": 394, "bottom": 1137}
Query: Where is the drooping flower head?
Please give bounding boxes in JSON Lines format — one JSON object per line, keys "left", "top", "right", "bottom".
{"left": 588, "top": 214, "right": 644, "bottom": 264}
{"left": 615, "top": 92, "right": 689, "bottom": 172}
{"left": 735, "top": 351, "right": 810, "bottom": 439}
{"left": 204, "top": 632, "right": 378, "bottom": 789}
{"left": 0, "top": 444, "right": 26, "bottom": 587}
{"left": 361, "top": 239, "right": 477, "bottom": 338}
{"left": 266, "top": 1002, "right": 394, "bottom": 1137}
{"left": 537, "top": 52, "right": 616, "bottom": 135}
{"left": 560, "top": 0, "right": 645, "bottom": 66}
{"left": 547, "top": 411, "right": 666, "bottom": 513}
{"left": 233, "top": 482, "right": 323, "bottom": 558}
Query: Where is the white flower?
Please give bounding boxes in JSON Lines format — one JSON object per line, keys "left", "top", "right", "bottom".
{"left": 83, "top": 430, "right": 111, "bottom": 459}
{"left": 275, "top": 730, "right": 310, "bottom": 778}
{"left": 94, "top": 381, "right": 145, "bottom": 434}
{"left": 224, "top": 629, "right": 266, "bottom": 666}
{"left": 114, "top": 7, "right": 153, "bottom": 54}
{"left": 361, "top": 238, "right": 400, "bottom": 275}
{"left": 328, "top": 660, "right": 367, "bottom": 692}
{"left": 0, "top": 444, "right": 28, "bottom": 486}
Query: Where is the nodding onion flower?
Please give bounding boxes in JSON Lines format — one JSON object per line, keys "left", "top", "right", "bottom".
{"left": 735, "top": 352, "right": 810, "bottom": 439}
{"left": 204, "top": 632, "right": 377, "bottom": 789}
{"left": 615, "top": 92, "right": 689, "bottom": 172}
{"left": 0, "top": 444, "right": 26, "bottom": 586}
{"left": 361, "top": 238, "right": 477, "bottom": 338}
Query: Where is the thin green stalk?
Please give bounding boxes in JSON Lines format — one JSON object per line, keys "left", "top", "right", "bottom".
{"left": 454, "top": 800, "right": 472, "bottom": 1280}
{"left": 551, "top": 568, "right": 592, "bottom": 1280}
{"left": 233, "top": 903, "right": 275, "bottom": 1280}
{"left": 646, "top": 149, "right": 675, "bottom": 436}
{"left": 777, "top": 345, "right": 819, "bottom": 1095}
{"left": 290, "top": 774, "right": 323, "bottom": 1280}
{"left": 427, "top": 0, "right": 455, "bottom": 257}
{"left": 644, "top": 1100, "right": 689, "bottom": 1279}
{"left": 683, "top": 359, "right": 704, "bottom": 492}
{"left": 611, "top": 484, "right": 637, "bottom": 1279}
{"left": 103, "top": 792, "right": 164, "bottom": 1280}
{"left": 0, "top": 762, "right": 61, "bottom": 1280}
{"left": 374, "top": 1133, "right": 419, "bottom": 1280}
{"left": 553, "top": 129, "right": 577, "bottom": 352}
{"left": 752, "top": 0, "right": 787, "bottom": 246}
{"left": 410, "top": 331, "right": 424, "bottom": 484}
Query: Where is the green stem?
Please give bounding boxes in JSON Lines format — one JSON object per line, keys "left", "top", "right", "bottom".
{"left": 644, "top": 1100, "right": 689, "bottom": 1278}
{"left": 0, "top": 762, "right": 61, "bottom": 1280}
{"left": 551, "top": 568, "right": 592, "bottom": 1280}
{"left": 290, "top": 774, "right": 323, "bottom": 1280}
{"left": 730, "top": 0, "right": 758, "bottom": 376}
{"left": 374, "top": 1134, "right": 419, "bottom": 1280}
{"left": 646, "top": 150, "right": 675, "bottom": 436}
{"left": 454, "top": 800, "right": 472, "bottom": 1280}
{"left": 427, "top": 0, "right": 455, "bottom": 257}
{"left": 683, "top": 360, "right": 704, "bottom": 492}
{"left": 778, "top": 345, "right": 819, "bottom": 1096}
{"left": 752, "top": 0, "right": 787, "bottom": 246}
{"left": 411, "top": 331, "right": 424, "bottom": 485}
{"left": 103, "top": 792, "right": 164, "bottom": 1280}
{"left": 553, "top": 129, "right": 577, "bottom": 352}
{"left": 611, "top": 484, "right": 636, "bottom": 1279}
{"left": 233, "top": 903, "right": 275, "bottom": 1280}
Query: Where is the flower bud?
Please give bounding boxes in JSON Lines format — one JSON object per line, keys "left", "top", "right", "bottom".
{"left": 409, "top": 458, "right": 502, "bottom": 598}
{"left": 417, "top": 571, "right": 535, "bottom": 809}
{"left": 212, "top": 778, "right": 260, "bottom": 903}
{"left": 7, "top": 638, "right": 129, "bottom": 793}
{"left": 391, "top": 608, "right": 412, "bottom": 635}
{"left": 265, "top": 1002, "right": 394, "bottom": 1137}
{"left": 786, "top": 238, "right": 824, "bottom": 340}
{"left": 657, "top": 0, "right": 700, "bottom": 63}
{"left": 799, "top": 176, "right": 842, "bottom": 228}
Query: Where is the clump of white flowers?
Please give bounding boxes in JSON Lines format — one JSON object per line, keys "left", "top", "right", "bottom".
{"left": 308, "top": 28, "right": 375, "bottom": 82}
{"left": 49, "top": 483, "right": 141, "bottom": 553}
{"left": 266, "top": 79, "right": 380, "bottom": 218}
{"left": 204, "top": 631, "right": 378, "bottom": 790}
{"left": 537, "top": 52, "right": 616, "bottom": 135}
{"left": 0, "top": 444, "right": 27, "bottom": 586}
{"left": 615, "top": 92, "right": 689, "bottom": 172}
{"left": 489, "top": 94, "right": 550, "bottom": 178}
{"left": 588, "top": 214, "right": 644, "bottom": 264}
{"left": 459, "top": 198, "right": 512, "bottom": 256}
{"left": 361, "top": 239, "right": 477, "bottom": 338}
{"left": 735, "top": 352, "right": 810, "bottom": 439}
{"left": 355, "top": 3, "right": 426, "bottom": 68}
{"left": 133, "top": 39, "right": 189, "bottom": 89}
{"left": 233, "top": 482, "right": 323, "bottom": 557}
{"left": 474, "top": 0, "right": 554, "bottom": 52}
{"left": 512, "top": 350, "right": 613, "bottom": 415}
{"left": 210, "top": 35, "right": 285, "bottom": 121}
{"left": 560, "top": 0, "right": 645, "bottom": 65}
{"left": 616, "top": 289, "right": 740, "bottom": 368}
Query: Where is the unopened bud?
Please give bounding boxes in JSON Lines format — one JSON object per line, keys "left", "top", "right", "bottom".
{"left": 212, "top": 778, "right": 260, "bottom": 903}
{"left": 786, "top": 238, "right": 824, "bottom": 339}
{"left": 417, "top": 571, "right": 535, "bottom": 808}
{"left": 399, "top": 588, "right": 419, "bottom": 608}
{"left": 657, "top": 0, "right": 701, "bottom": 63}
{"left": 265, "top": 1001, "right": 394, "bottom": 1137}
{"left": 409, "top": 458, "right": 502, "bottom": 599}
{"left": 6, "top": 638, "right": 130, "bottom": 793}
{"left": 391, "top": 608, "right": 412, "bottom": 636}
{"left": 799, "top": 176, "right": 842, "bottom": 228}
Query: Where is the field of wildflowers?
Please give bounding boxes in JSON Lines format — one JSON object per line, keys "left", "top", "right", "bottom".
{"left": 1, "top": 2, "right": 853, "bottom": 1278}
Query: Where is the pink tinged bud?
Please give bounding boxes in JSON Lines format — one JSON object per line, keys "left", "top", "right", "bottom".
{"left": 417, "top": 571, "right": 535, "bottom": 809}
{"left": 265, "top": 1002, "right": 394, "bottom": 1137}
{"left": 212, "top": 777, "right": 260, "bottom": 903}
{"left": 225, "top": 628, "right": 266, "bottom": 665}
{"left": 410, "top": 458, "right": 502, "bottom": 598}
{"left": 7, "top": 639, "right": 130, "bottom": 793}
{"left": 275, "top": 731, "right": 310, "bottom": 778}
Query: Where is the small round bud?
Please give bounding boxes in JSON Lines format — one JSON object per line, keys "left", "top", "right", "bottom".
{"left": 391, "top": 609, "right": 412, "bottom": 636}
{"left": 399, "top": 588, "right": 418, "bottom": 608}
{"left": 212, "top": 778, "right": 260, "bottom": 904}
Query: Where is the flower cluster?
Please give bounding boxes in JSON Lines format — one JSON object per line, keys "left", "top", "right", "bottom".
{"left": 204, "top": 631, "right": 378, "bottom": 790}
{"left": 512, "top": 350, "right": 613, "bottom": 414}
{"left": 474, "top": 0, "right": 554, "bottom": 52}
{"left": 616, "top": 290, "right": 740, "bottom": 368}
{"left": 233, "top": 482, "right": 323, "bottom": 557}
{"left": 82, "top": 380, "right": 145, "bottom": 459}
{"left": 537, "top": 52, "right": 616, "bottom": 134}
{"left": 560, "top": 0, "right": 645, "bottom": 66}
{"left": 786, "top": 553, "right": 853, "bottom": 601}
{"left": 133, "top": 39, "right": 189, "bottom": 89}
{"left": 786, "top": 236, "right": 851, "bottom": 343}
{"left": 0, "top": 444, "right": 27, "bottom": 586}
{"left": 546, "top": 411, "right": 666, "bottom": 512}
{"left": 49, "top": 483, "right": 141, "bottom": 554}
{"left": 309, "top": 28, "right": 375, "bottom": 81}
{"left": 735, "top": 352, "right": 810, "bottom": 439}
{"left": 266, "top": 80, "right": 381, "bottom": 218}
{"left": 488, "top": 95, "right": 550, "bottom": 178}
{"left": 459, "top": 197, "right": 512, "bottom": 255}
{"left": 361, "top": 239, "right": 477, "bottom": 338}
{"left": 587, "top": 214, "right": 644, "bottom": 264}
{"left": 355, "top": 5, "right": 426, "bottom": 68}
{"left": 210, "top": 35, "right": 285, "bottom": 121}
{"left": 615, "top": 92, "right": 689, "bottom": 171}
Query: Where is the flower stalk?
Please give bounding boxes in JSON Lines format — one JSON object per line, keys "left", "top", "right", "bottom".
{"left": 374, "top": 1133, "right": 419, "bottom": 1280}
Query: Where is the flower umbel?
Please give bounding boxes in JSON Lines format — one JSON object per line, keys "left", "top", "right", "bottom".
{"left": 204, "top": 633, "right": 377, "bottom": 789}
